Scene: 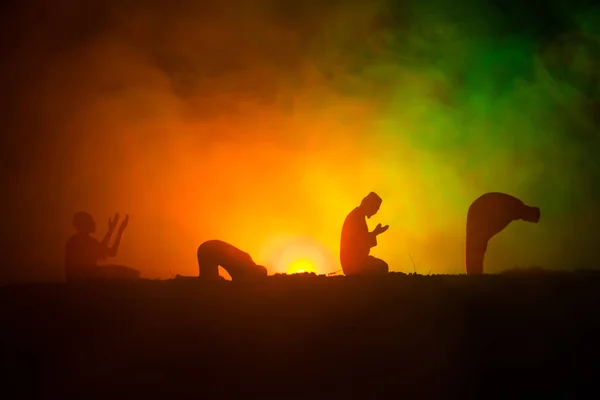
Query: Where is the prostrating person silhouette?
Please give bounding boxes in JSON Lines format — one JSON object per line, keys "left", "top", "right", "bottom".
{"left": 65, "top": 212, "right": 140, "bottom": 282}
{"left": 195, "top": 240, "right": 268, "bottom": 282}
{"left": 466, "top": 192, "right": 540, "bottom": 275}
{"left": 340, "top": 192, "right": 389, "bottom": 276}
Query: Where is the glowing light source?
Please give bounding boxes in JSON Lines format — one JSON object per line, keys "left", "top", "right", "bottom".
{"left": 262, "top": 236, "right": 334, "bottom": 275}
{"left": 287, "top": 258, "right": 318, "bottom": 274}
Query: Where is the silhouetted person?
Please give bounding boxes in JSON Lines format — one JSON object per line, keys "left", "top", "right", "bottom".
{"left": 65, "top": 212, "right": 140, "bottom": 282}
{"left": 197, "top": 240, "right": 268, "bottom": 282}
{"left": 340, "top": 192, "right": 389, "bottom": 276}
{"left": 466, "top": 192, "right": 541, "bottom": 275}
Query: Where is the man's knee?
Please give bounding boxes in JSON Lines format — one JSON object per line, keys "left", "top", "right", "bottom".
{"left": 369, "top": 256, "right": 389, "bottom": 274}
{"left": 379, "top": 260, "right": 389, "bottom": 274}
{"left": 343, "top": 257, "right": 388, "bottom": 276}
{"left": 66, "top": 266, "right": 102, "bottom": 282}
{"left": 98, "top": 265, "right": 140, "bottom": 280}
{"left": 116, "top": 266, "right": 140, "bottom": 280}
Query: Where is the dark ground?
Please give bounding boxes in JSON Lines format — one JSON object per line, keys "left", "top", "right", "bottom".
{"left": 1, "top": 271, "right": 599, "bottom": 399}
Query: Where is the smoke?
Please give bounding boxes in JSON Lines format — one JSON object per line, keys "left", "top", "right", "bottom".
{"left": 1, "top": 0, "right": 599, "bottom": 282}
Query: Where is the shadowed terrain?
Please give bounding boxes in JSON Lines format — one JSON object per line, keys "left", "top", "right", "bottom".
{"left": 1, "top": 271, "right": 599, "bottom": 398}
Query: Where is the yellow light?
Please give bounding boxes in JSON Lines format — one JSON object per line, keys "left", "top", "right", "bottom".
{"left": 260, "top": 235, "right": 334, "bottom": 275}
{"left": 287, "top": 258, "right": 318, "bottom": 274}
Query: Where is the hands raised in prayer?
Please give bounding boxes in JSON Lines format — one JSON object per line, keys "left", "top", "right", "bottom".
{"left": 373, "top": 223, "right": 389, "bottom": 236}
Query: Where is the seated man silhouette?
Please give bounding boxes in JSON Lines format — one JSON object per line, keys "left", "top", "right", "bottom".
{"left": 340, "top": 192, "right": 389, "bottom": 276}
{"left": 195, "top": 240, "right": 268, "bottom": 282}
{"left": 65, "top": 212, "right": 140, "bottom": 282}
{"left": 466, "top": 192, "right": 541, "bottom": 275}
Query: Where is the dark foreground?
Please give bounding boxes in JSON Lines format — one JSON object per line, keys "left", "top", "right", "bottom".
{"left": 1, "top": 272, "right": 599, "bottom": 399}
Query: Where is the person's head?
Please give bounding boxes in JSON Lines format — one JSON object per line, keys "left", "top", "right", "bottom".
{"left": 255, "top": 265, "right": 268, "bottom": 276}
{"left": 359, "top": 192, "right": 383, "bottom": 218}
{"left": 73, "top": 211, "right": 96, "bottom": 234}
{"left": 521, "top": 206, "right": 541, "bottom": 223}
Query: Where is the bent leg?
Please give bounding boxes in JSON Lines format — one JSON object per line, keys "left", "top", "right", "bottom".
{"left": 101, "top": 265, "right": 140, "bottom": 280}
{"left": 364, "top": 256, "right": 389, "bottom": 275}
{"left": 65, "top": 266, "right": 104, "bottom": 282}
{"left": 343, "top": 256, "right": 388, "bottom": 276}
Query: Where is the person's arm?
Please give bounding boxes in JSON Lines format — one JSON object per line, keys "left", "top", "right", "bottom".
{"left": 101, "top": 213, "right": 120, "bottom": 249}
{"left": 366, "top": 230, "right": 378, "bottom": 248}
{"left": 368, "top": 223, "right": 389, "bottom": 248}
{"left": 352, "top": 215, "right": 377, "bottom": 249}
{"left": 107, "top": 214, "right": 129, "bottom": 257}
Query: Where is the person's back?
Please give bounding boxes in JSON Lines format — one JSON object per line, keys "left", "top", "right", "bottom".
{"left": 197, "top": 240, "right": 267, "bottom": 281}
{"left": 466, "top": 192, "right": 540, "bottom": 275}
{"left": 340, "top": 207, "right": 373, "bottom": 270}
{"left": 467, "top": 193, "right": 527, "bottom": 240}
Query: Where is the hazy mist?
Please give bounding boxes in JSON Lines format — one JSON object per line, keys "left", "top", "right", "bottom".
{"left": 1, "top": 0, "right": 599, "bottom": 282}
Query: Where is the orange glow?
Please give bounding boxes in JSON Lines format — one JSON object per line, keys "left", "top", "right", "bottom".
{"left": 7, "top": 3, "right": 513, "bottom": 282}
{"left": 260, "top": 236, "right": 335, "bottom": 276}
{"left": 3, "top": 0, "right": 592, "bottom": 285}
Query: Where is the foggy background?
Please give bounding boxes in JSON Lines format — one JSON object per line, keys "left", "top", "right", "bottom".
{"left": 1, "top": 0, "right": 599, "bottom": 283}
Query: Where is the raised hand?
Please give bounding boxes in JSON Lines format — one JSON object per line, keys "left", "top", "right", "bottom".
{"left": 108, "top": 213, "right": 120, "bottom": 231}
{"left": 118, "top": 214, "right": 129, "bottom": 234}
{"left": 373, "top": 223, "right": 389, "bottom": 235}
